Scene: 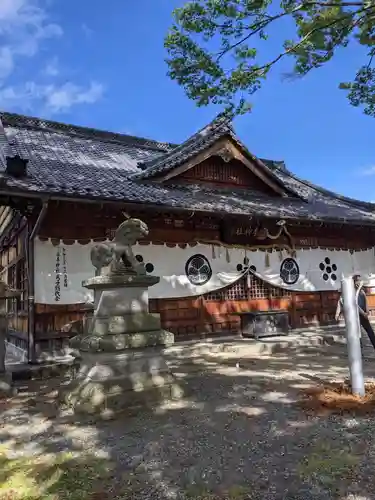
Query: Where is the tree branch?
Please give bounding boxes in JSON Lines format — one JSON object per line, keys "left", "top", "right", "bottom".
{"left": 306, "top": 1, "right": 366, "bottom": 5}
{"left": 217, "top": 3, "right": 374, "bottom": 74}
{"left": 250, "top": 10, "right": 369, "bottom": 77}
{"left": 216, "top": 4, "right": 307, "bottom": 62}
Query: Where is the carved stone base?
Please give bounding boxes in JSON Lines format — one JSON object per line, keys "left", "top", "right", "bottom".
{"left": 70, "top": 330, "right": 174, "bottom": 353}
{"left": 0, "top": 372, "right": 16, "bottom": 398}
{"left": 59, "top": 348, "right": 184, "bottom": 418}
{"left": 87, "top": 312, "right": 166, "bottom": 336}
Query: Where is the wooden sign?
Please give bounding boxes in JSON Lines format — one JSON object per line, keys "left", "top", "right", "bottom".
{"left": 293, "top": 236, "right": 318, "bottom": 248}
{"left": 222, "top": 224, "right": 256, "bottom": 245}
{"left": 194, "top": 218, "right": 220, "bottom": 231}
{"left": 234, "top": 226, "right": 255, "bottom": 237}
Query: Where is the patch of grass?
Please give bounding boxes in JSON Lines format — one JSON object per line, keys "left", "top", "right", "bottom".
{"left": 185, "top": 484, "right": 251, "bottom": 499}
{"left": 297, "top": 442, "right": 360, "bottom": 487}
{"left": 224, "top": 485, "right": 251, "bottom": 499}
{"left": 0, "top": 450, "right": 116, "bottom": 500}
{"left": 0, "top": 445, "right": 253, "bottom": 500}
{"left": 185, "top": 485, "right": 215, "bottom": 500}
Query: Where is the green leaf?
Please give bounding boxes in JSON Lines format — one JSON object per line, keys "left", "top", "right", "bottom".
{"left": 165, "top": 0, "right": 375, "bottom": 116}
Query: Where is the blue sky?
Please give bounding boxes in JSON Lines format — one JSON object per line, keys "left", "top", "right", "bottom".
{"left": 0, "top": 0, "right": 374, "bottom": 201}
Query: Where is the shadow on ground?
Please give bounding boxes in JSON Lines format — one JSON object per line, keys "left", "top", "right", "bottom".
{"left": 1, "top": 341, "right": 375, "bottom": 500}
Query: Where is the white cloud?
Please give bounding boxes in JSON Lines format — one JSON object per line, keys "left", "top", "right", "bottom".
{"left": 0, "top": 81, "right": 105, "bottom": 114}
{"left": 45, "top": 82, "right": 104, "bottom": 112}
{"left": 0, "top": 1, "right": 105, "bottom": 114}
{"left": 0, "top": 0, "right": 62, "bottom": 76}
{"left": 82, "top": 23, "right": 93, "bottom": 39}
{"left": 0, "top": 47, "right": 14, "bottom": 79}
{"left": 43, "top": 56, "right": 59, "bottom": 76}
{"left": 360, "top": 166, "right": 375, "bottom": 176}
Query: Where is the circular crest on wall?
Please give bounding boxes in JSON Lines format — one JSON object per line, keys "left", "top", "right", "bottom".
{"left": 319, "top": 257, "right": 338, "bottom": 282}
{"left": 280, "top": 258, "right": 300, "bottom": 285}
{"left": 185, "top": 254, "right": 212, "bottom": 286}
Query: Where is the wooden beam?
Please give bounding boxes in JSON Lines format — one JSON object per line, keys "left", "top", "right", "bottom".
{"left": 0, "top": 206, "right": 12, "bottom": 233}
{"left": 224, "top": 141, "right": 287, "bottom": 196}
{"left": 156, "top": 137, "right": 228, "bottom": 183}
{"left": 155, "top": 137, "right": 287, "bottom": 196}
{"left": 0, "top": 205, "right": 7, "bottom": 220}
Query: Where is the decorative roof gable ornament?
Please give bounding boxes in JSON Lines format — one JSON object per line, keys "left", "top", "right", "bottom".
{"left": 216, "top": 146, "right": 234, "bottom": 163}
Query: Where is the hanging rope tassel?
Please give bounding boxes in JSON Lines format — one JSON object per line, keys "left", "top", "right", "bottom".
{"left": 265, "top": 251, "right": 270, "bottom": 268}
{"left": 278, "top": 249, "right": 283, "bottom": 262}
{"left": 351, "top": 252, "right": 355, "bottom": 274}
{"left": 226, "top": 247, "right": 230, "bottom": 263}
{"left": 212, "top": 245, "right": 216, "bottom": 259}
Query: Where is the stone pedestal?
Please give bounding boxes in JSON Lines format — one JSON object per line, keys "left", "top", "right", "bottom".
{"left": 60, "top": 272, "right": 183, "bottom": 416}
{"left": 69, "top": 274, "right": 174, "bottom": 351}
{"left": 62, "top": 349, "right": 183, "bottom": 416}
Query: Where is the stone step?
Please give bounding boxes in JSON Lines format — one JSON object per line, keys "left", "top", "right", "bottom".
{"left": 6, "top": 325, "right": 375, "bottom": 382}
{"left": 166, "top": 327, "right": 375, "bottom": 360}
{"left": 10, "top": 356, "right": 78, "bottom": 383}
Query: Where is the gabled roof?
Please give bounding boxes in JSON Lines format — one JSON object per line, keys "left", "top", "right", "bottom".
{"left": 132, "top": 117, "right": 298, "bottom": 198}
{"left": 0, "top": 111, "right": 374, "bottom": 226}
{"left": 134, "top": 117, "right": 233, "bottom": 179}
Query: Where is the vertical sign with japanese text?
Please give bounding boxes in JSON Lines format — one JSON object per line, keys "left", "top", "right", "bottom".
{"left": 54, "top": 246, "right": 68, "bottom": 301}
{"left": 54, "top": 247, "right": 61, "bottom": 302}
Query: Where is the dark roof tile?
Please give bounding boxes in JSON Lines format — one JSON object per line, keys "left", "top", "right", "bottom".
{"left": 133, "top": 116, "right": 233, "bottom": 179}
{"left": 0, "top": 111, "right": 374, "bottom": 226}
{"left": 134, "top": 118, "right": 301, "bottom": 200}
{"left": 1, "top": 112, "right": 176, "bottom": 152}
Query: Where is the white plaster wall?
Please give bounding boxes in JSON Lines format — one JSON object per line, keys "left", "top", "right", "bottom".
{"left": 34, "top": 238, "right": 375, "bottom": 304}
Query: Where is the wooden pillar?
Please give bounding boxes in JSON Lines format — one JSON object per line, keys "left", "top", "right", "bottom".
{"left": 290, "top": 292, "right": 297, "bottom": 329}
{"left": 27, "top": 202, "right": 48, "bottom": 363}
{"left": 0, "top": 281, "right": 21, "bottom": 396}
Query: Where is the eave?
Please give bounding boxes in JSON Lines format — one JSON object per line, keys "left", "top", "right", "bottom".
{"left": 0, "top": 187, "right": 374, "bottom": 229}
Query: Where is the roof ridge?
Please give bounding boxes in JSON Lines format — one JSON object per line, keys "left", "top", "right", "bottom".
{"left": 273, "top": 164, "right": 375, "bottom": 210}
{"left": 0, "top": 111, "right": 176, "bottom": 152}
{"left": 134, "top": 116, "right": 233, "bottom": 177}
{"left": 0, "top": 114, "right": 375, "bottom": 224}
{"left": 134, "top": 119, "right": 303, "bottom": 200}
{"left": 147, "top": 116, "right": 230, "bottom": 160}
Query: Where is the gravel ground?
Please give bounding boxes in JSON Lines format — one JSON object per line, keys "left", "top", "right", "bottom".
{"left": 1, "top": 340, "right": 375, "bottom": 500}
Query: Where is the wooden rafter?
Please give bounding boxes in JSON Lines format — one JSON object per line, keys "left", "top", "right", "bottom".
{"left": 152, "top": 137, "right": 288, "bottom": 196}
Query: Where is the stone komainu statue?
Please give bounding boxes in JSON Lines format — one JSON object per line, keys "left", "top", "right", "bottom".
{"left": 90, "top": 243, "right": 113, "bottom": 276}
{"left": 90, "top": 218, "right": 149, "bottom": 276}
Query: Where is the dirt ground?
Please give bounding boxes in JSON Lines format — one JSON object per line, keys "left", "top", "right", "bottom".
{"left": 1, "top": 340, "right": 375, "bottom": 499}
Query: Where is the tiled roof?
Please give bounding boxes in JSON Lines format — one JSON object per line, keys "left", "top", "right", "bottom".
{"left": 133, "top": 117, "right": 233, "bottom": 180}
{"left": 0, "top": 112, "right": 172, "bottom": 196}
{"left": 2, "top": 112, "right": 176, "bottom": 152}
{"left": 0, "top": 111, "right": 374, "bottom": 226}
{"left": 260, "top": 159, "right": 287, "bottom": 171}
{"left": 163, "top": 182, "right": 375, "bottom": 224}
{"left": 133, "top": 119, "right": 295, "bottom": 198}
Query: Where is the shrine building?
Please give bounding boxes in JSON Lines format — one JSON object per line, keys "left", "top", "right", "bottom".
{"left": 0, "top": 111, "right": 375, "bottom": 361}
